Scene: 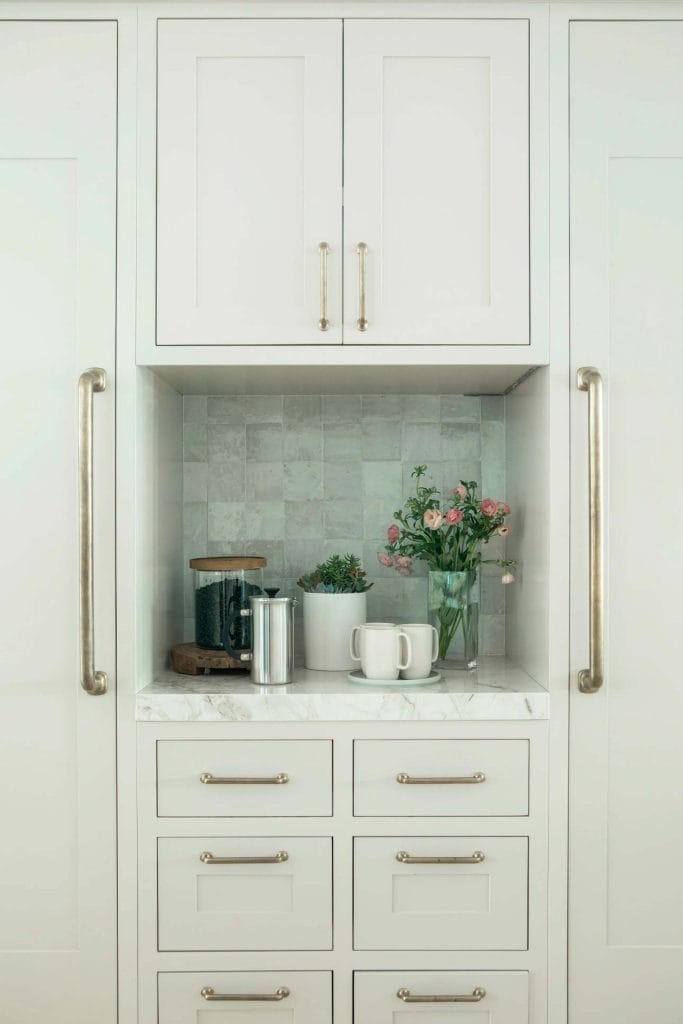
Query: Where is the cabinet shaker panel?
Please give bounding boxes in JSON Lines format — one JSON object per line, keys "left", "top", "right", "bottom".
{"left": 157, "top": 19, "right": 342, "bottom": 346}
{"left": 344, "top": 19, "right": 529, "bottom": 345}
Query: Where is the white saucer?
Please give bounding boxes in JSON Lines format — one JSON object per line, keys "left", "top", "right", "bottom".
{"left": 347, "top": 670, "right": 442, "bottom": 687}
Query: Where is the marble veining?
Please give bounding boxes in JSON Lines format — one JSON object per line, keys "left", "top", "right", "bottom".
{"left": 136, "top": 657, "right": 549, "bottom": 722}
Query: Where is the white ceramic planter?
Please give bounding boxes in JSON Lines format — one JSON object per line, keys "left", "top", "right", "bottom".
{"left": 303, "top": 592, "right": 368, "bottom": 671}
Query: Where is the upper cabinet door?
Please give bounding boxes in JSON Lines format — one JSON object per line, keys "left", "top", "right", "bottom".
{"left": 344, "top": 20, "right": 529, "bottom": 345}
{"left": 157, "top": 20, "right": 342, "bottom": 346}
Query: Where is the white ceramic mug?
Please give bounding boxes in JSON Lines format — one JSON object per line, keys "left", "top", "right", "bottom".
{"left": 398, "top": 623, "right": 439, "bottom": 679}
{"left": 350, "top": 623, "right": 412, "bottom": 681}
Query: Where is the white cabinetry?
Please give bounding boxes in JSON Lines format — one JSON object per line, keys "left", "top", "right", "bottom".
{"left": 0, "top": 20, "right": 117, "bottom": 1024}
{"left": 344, "top": 19, "right": 529, "bottom": 345}
{"left": 137, "top": 720, "right": 548, "bottom": 1024}
{"left": 155, "top": 17, "right": 530, "bottom": 348}
{"left": 570, "top": 19, "right": 683, "bottom": 1024}
{"left": 157, "top": 19, "right": 343, "bottom": 346}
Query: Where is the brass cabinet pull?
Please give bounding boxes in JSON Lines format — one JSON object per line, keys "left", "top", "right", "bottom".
{"left": 396, "top": 772, "right": 485, "bottom": 785}
{"left": 356, "top": 241, "right": 368, "bottom": 331}
{"left": 577, "top": 366, "right": 604, "bottom": 693}
{"left": 78, "top": 368, "right": 107, "bottom": 696}
{"left": 201, "top": 986, "right": 290, "bottom": 1002}
{"left": 318, "top": 242, "right": 330, "bottom": 331}
{"left": 397, "top": 987, "right": 486, "bottom": 1004}
{"left": 199, "top": 850, "right": 289, "bottom": 865}
{"left": 199, "top": 772, "right": 289, "bottom": 785}
{"left": 396, "top": 850, "right": 485, "bottom": 865}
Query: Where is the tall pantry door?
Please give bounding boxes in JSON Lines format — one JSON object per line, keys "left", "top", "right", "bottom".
{"left": 0, "top": 22, "right": 117, "bottom": 1024}
{"left": 570, "top": 21, "right": 683, "bottom": 1023}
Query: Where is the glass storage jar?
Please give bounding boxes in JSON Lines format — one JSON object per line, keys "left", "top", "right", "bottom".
{"left": 190, "top": 556, "right": 265, "bottom": 652}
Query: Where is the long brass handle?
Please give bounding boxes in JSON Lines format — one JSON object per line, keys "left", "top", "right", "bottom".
{"left": 201, "top": 987, "right": 290, "bottom": 1002}
{"left": 200, "top": 772, "right": 289, "bottom": 785}
{"left": 199, "top": 850, "right": 289, "bottom": 865}
{"left": 396, "top": 772, "right": 485, "bottom": 785}
{"left": 397, "top": 987, "right": 486, "bottom": 1004}
{"left": 318, "top": 242, "right": 330, "bottom": 331}
{"left": 577, "top": 366, "right": 604, "bottom": 693}
{"left": 396, "top": 850, "right": 485, "bottom": 865}
{"left": 78, "top": 368, "right": 107, "bottom": 696}
{"left": 356, "top": 241, "right": 368, "bottom": 331}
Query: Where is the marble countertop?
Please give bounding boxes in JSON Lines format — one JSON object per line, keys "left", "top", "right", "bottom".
{"left": 136, "top": 657, "right": 549, "bottom": 722}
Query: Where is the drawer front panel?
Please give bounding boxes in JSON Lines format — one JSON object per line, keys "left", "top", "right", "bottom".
{"left": 354, "top": 971, "right": 528, "bottom": 1024}
{"left": 354, "top": 740, "right": 529, "bottom": 816}
{"left": 158, "top": 837, "right": 332, "bottom": 950}
{"left": 157, "top": 740, "right": 332, "bottom": 817}
{"left": 159, "top": 971, "right": 332, "bottom": 1024}
{"left": 354, "top": 836, "right": 528, "bottom": 950}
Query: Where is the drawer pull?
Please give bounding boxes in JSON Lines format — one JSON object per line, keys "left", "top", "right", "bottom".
{"left": 396, "top": 772, "right": 485, "bottom": 785}
{"left": 199, "top": 772, "right": 289, "bottom": 785}
{"left": 397, "top": 987, "right": 486, "bottom": 1003}
{"left": 201, "top": 986, "right": 290, "bottom": 1002}
{"left": 200, "top": 850, "right": 289, "bottom": 865}
{"left": 396, "top": 850, "right": 485, "bottom": 865}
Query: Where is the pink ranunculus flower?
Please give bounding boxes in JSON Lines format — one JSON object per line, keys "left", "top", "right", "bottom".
{"left": 377, "top": 552, "right": 394, "bottom": 568}
{"left": 501, "top": 572, "right": 515, "bottom": 585}
{"left": 387, "top": 524, "right": 400, "bottom": 543}
{"left": 445, "top": 507, "right": 464, "bottom": 525}
{"left": 497, "top": 501, "right": 511, "bottom": 515}
{"left": 452, "top": 484, "right": 467, "bottom": 499}
{"left": 423, "top": 508, "right": 443, "bottom": 530}
{"left": 395, "top": 555, "right": 413, "bottom": 569}
{"left": 480, "top": 498, "right": 498, "bottom": 517}
{"left": 497, "top": 524, "right": 510, "bottom": 537}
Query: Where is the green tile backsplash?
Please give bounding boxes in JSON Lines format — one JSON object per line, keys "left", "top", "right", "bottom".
{"left": 182, "top": 394, "right": 508, "bottom": 656}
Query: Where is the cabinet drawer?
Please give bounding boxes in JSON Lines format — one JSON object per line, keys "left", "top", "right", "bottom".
{"left": 158, "top": 837, "right": 332, "bottom": 951}
{"left": 159, "top": 971, "right": 332, "bottom": 1024}
{"left": 354, "top": 740, "right": 528, "bottom": 816}
{"left": 157, "top": 740, "right": 332, "bottom": 817}
{"left": 354, "top": 836, "right": 528, "bottom": 950}
{"left": 354, "top": 971, "right": 528, "bottom": 1024}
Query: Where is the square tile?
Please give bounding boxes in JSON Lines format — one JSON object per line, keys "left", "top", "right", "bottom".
{"left": 207, "top": 502, "right": 246, "bottom": 543}
{"left": 402, "top": 421, "right": 442, "bottom": 463}
{"left": 284, "top": 500, "right": 324, "bottom": 539}
{"left": 183, "top": 422, "right": 207, "bottom": 462}
{"left": 208, "top": 423, "right": 246, "bottom": 462}
{"left": 243, "top": 396, "right": 284, "bottom": 423}
{"left": 324, "top": 461, "right": 362, "bottom": 499}
{"left": 324, "top": 499, "right": 363, "bottom": 537}
{"left": 183, "top": 395, "right": 207, "bottom": 423}
{"left": 362, "top": 461, "right": 403, "bottom": 504}
{"left": 183, "top": 462, "right": 208, "bottom": 503}
{"left": 481, "top": 396, "right": 505, "bottom": 422}
{"left": 283, "top": 461, "right": 324, "bottom": 501}
{"left": 322, "top": 395, "right": 362, "bottom": 422}
{"left": 402, "top": 462, "right": 442, "bottom": 500}
{"left": 402, "top": 395, "right": 440, "bottom": 422}
{"left": 284, "top": 395, "right": 321, "bottom": 426}
{"left": 207, "top": 462, "right": 245, "bottom": 502}
{"left": 207, "top": 396, "right": 244, "bottom": 423}
{"left": 323, "top": 422, "right": 362, "bottom": 461}
{"left": 243, "top": 502, "right": 285, "bottom": 540}
{"left": 362, "top": 394, "right": 402, "bottom": 420}
{"left": 363, "top": 499, "right": 394, "bottom": 539}
{"left": 284, "top": 424, "right": 323, "bottom": 460}
{"left": 441, "top": 422, "right": 481, "bottom": 462}
{"left": 361, "top": 419, "right": 401, "bottom": 459}
{"left": 440, "top": 396, "right": 481, "bottom": 422}
{"left": 284, "top": 538, "right": 326, "bottom": 577}
{"left": 246, "top": 423, "right": 284, "bottom": 462}
{"left": 183, "top": 503, "right": 207, "bottom": 547}
{"left": 245, "top": 461, "right": 284, "bottom": 501}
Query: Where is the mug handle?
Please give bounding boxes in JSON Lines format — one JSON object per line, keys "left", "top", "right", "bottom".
{"left": 350, "top": 625, "right": 362, "bottom": 661}
{"left": 397, "top": 631, "right": 412, "bottom": 672}
{"left": 430, "top": 625, "right": 439, "bottom": 662}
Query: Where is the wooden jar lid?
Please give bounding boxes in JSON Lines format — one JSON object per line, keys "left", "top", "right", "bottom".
{"left": 189, "top": 555, "right": 267, "bottom": 571}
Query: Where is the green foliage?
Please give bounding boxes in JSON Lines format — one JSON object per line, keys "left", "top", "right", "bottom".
{"left": 297, "top": 553, "right": 373, "bottom": 594}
